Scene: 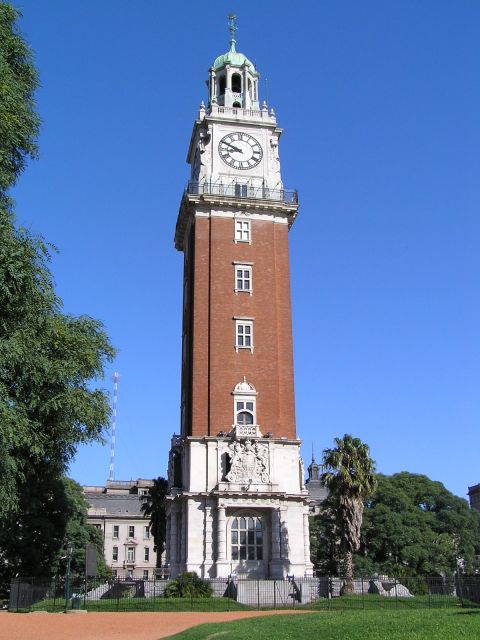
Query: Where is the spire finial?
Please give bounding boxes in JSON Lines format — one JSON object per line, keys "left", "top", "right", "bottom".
{"left": 228, "top": 13, "right": 237, "bottom": 53}
{"left": 311, "top": 442, "right": 315, "bottom": 464}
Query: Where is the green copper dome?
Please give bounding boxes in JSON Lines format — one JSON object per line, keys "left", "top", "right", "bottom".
{"left": 212, "top": 50, "right": 256, "bottom": 72}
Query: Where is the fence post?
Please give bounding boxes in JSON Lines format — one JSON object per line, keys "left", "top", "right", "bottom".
{"left": 257, "top": 578, "right": 260, "bottom": 610}
{"left": 116, "top": 578, "right": 120, "bottom": 611}
{"left": 394, "top": 577, "right": 398, "bottom": 610}
{"left": 361, "top": 576, "right": 365, "bottom": 610}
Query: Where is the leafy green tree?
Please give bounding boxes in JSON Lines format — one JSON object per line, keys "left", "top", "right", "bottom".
{"left": 0, "top": 3, "right": 115, "bottom": 590}
{"left": 141, "top": 477, "right": 168, "bottom": 567}
{"left": 354, "top": 472, "right": 480, "bottom": 577}
{"left": 52, "top": 478, "right": 111, "bottom": 580}
{"left": 0, "top": 2, "right": 40, "bottom": 196}
{"left": 0, "top": 476, "right": 109, "bottom": 590}
{"left": 322, "top": 434, "right": 377, "bottom": 589}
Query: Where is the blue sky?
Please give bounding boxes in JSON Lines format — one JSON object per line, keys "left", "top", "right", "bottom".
{"left": 10, "top": 1, "right": 479, "bottom": 499}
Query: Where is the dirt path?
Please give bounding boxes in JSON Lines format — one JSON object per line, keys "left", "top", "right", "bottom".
{"left": 0, "top": 610, "right": 313, "bottom": 640}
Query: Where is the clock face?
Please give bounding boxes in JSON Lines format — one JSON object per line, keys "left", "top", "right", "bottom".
{"left": 218, "top": 132, "right": 263, "bottom": 170}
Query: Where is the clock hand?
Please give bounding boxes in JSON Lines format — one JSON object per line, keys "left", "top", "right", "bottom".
{"left": 225, "top": 143, "right": 243, "bottom": 153}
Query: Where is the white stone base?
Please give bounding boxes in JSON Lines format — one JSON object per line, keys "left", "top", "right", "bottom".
{"left": 165, "top": 436, "right": 313, "bottom": 580}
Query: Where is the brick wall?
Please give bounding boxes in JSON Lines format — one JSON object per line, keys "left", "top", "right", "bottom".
{"left": 184, "top": 213, "right": 296, "bottom": 439}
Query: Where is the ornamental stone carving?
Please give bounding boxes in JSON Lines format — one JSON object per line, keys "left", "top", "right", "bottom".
{"left": 226, "top": 439, "right": 270, "bottom": 484}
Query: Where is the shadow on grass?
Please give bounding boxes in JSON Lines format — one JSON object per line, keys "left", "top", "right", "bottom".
{"left": 453, "top": 609, "right": 480, "bottom": 615}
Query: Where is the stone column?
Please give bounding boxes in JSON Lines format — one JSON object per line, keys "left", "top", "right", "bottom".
{"left": 303, "top": 506, "right": 314, "bottom": 576}
{"left": 181, "top": 500, "right": 187, "bottom": 567}
{"left": 280, "top": 507, "right": 289, "bottom": 559}
{"left": 165, "top": 509, "right": 171, "bottom": 566}
{"left": 217, "top": 504, "right": 226, "bottom": 561}
{"left": 204, "top": 504, "right": 213, "bottom": 566}
{"left": 303, "top": 510, "right": 311, "bottom": 565}
{"left": 271, "top": 508, "right": 281, "bottom": 560}
{"left": 170, "top": 504, "right": 178, "bottom": 566}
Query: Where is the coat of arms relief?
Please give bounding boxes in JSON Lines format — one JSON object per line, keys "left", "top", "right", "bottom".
{"left": 226, "top": 439, "right": 270, "bottom": 484}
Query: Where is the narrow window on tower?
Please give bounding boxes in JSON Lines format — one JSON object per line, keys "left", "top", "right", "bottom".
{"left": 234, "top": 265, "right": 252, "bottom": 294}
{"left": 235, "top": 398, "right": 256, "bottom": 425}
{"left": 235, "top": 320, "right": 253, "bottom": 352}
{"left": 234, "top": 218, "right": 251, "bottom": 243}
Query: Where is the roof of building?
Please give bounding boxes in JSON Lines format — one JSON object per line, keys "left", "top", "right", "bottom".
{"left": 213, "top": 50, "right": 256, "bottom": 72}
{"left": 84, "top": 493, "right": 144, "bottom": 516}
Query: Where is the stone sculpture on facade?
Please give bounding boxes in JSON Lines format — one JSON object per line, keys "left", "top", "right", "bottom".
{"left": 226, "top": 439, "right": 270, "bottom": 483}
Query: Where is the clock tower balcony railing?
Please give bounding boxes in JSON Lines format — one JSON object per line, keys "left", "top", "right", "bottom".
{"left": 185, "top": 180, "right": 298, "bottom": 205}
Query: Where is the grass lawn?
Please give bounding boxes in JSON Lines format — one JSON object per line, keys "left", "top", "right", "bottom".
{"left": 30, "top": 596, "right": 251, "bottom": 612}
{"left": 301, "top": 593, "right": 468, "bottom": 610}
{"left": 166, "top": 609, "right": 480, "bottom": 639}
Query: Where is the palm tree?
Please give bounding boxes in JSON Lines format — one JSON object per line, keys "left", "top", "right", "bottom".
{"left": 141, "top": 477, "right": 168, "bottom": 568}
{"left": 322, "top": 435, "right": 376, "bottom": 591}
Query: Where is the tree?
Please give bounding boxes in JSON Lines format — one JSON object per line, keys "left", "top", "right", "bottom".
{"left": 141, "top": 477, "right": 168, "bottom": 567}
{"left": 321, "top": 434, "right": 377, "bottom": 589}
{"left": 0, "top": 2, "right": 40, "bottom": 196}
{"left": 52, "top": 478, "right": 111, "bottom": 580}
{"left": 0, "top": 3, "right": 115, "bottom": 589}
{"left": 0, "top": 476, "right": 110, "bottom": 591}
{"left": 354, "top": 472, "right": 480, "bottom": 577}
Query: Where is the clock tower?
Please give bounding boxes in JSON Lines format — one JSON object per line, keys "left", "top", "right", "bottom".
{"left": 167, "top": 16, "right": 313, "bottom": 579}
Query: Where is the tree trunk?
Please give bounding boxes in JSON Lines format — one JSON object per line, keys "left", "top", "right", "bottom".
{"left": 343, "top": 551, "right": 354, "bottom": 594}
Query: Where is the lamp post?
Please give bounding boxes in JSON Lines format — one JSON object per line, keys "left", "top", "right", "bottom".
{"left": 64, "top": 542, "right": 73, "bottom": 610}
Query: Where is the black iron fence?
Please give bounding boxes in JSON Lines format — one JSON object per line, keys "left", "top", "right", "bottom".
{"left": 9, "top": 574, "right": 480, "bottom": 612}
{"left": 185, "top": 180, "right": 298, "bottom": 205}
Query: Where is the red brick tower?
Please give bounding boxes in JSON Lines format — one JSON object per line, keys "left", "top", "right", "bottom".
{"left": 166, "top": 16, "right": 312, "bottom": 580}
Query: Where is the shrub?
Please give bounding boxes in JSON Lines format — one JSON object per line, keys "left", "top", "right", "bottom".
{"left": 163, "top": 572, "right": 212, "bottom": 598}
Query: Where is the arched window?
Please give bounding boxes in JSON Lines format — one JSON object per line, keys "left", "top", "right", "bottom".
{"left": 232, "top": 378, "right": 257, "bottom": 427}
{"left": 236, "top": 402, "right": 254, "bottom": 425}
{"left": 232, "top": 73, "right": 242, "bottom": 93}
{"left": 219, "top": 75, "right": 226, "bottom": 96}
{"left": 231, "top": 515, "right": 263, "bottom": 561}
{"left": 232, "top": 101, "right": 241, "bottom": 108}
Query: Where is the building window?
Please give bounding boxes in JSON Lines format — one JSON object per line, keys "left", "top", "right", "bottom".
{"left": 235, "top": 320, "right": 253, "bottom": 352}
{"left": 235, "top": 184, "right": 248, "bottom": 198}
{"left": 112, "top": 546, "right": 118, "bottom": 561}
{"left": 128, "top": 525, "right": 135, "bottom": 538}
{"left": 231, "top": 515, "right": 263, "bottom": 561}
{"left": 144, "top": 547, "right": 150, "bottom": 562}
{"left": 113, "top": 525, "right": 119, "bottom": 539}
{"left": 127, "top": 569, "right": 133, "bottom": 580}
{"left": 139, "top": 489, "right": 149, "bottom": 496}
{"left": 235, "top": 219, "right": 250, "bottom": 243}
{"left": 219, "top": 75, "right": 226, "bottom": 96}
{"left": 235, "top": 265, "right": 252, "bottom": 294}
{"left": 143, "top": 570, "right": 149, "bottom": 580}
{"left": 93, "top": 523, "right": 101, "bottom": 530}
{"left": 112, "top": 569, "right": 117, "bottom": 579}
{"left": 231, "top": 73, "right": 242, "bottom": 93}
{"left": 126, "top": 547, "right": 135, "bottom": 563}
{"left": 232, "top": 378, "right": 257, "bottom": 433}
{"left": 144, "top": 526, "right": 150, "bottom": 540}
{"left": 235, "top": 399, "right": 255, "bottom": 425}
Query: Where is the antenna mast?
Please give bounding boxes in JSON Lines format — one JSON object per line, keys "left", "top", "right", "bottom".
{"left": 108, "top": 372, "right": 120, "bottom": 481}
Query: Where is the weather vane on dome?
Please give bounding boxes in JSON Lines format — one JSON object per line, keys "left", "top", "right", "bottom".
{"left": 228, "top": 13, "right": 237, "bottom": 53}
